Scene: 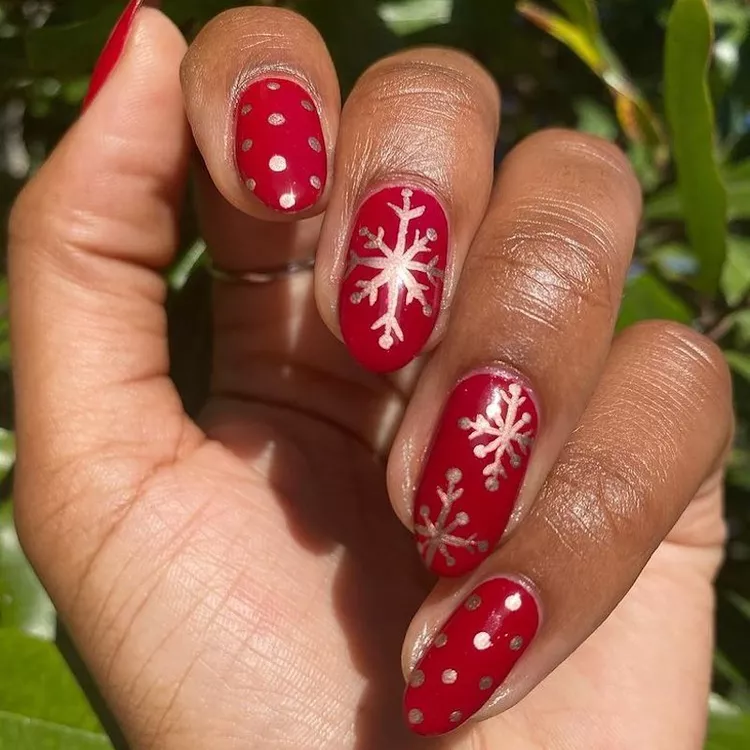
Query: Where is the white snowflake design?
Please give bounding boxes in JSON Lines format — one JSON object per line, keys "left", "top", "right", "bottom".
{"left": 415, "top": 468, "right": 489, "bottom": 568}
{"left": 459, "top": 382, "right": 535, "bottom": 492}
{"left": 347, "top": 188, "right": 444, "bottom": 350}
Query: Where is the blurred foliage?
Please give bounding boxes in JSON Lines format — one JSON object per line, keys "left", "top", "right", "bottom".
{"left": 0, "top": 0, "right": 750, "bottom": 747}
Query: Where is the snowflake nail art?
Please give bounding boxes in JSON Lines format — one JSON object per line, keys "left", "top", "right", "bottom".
{"left": 339, "top": 186, "right": 448, "bottom": 373}
{"left": 459, "top": 382, "right": 535, "bottom": 492}
{"left": 413, "top": 371, "right": 539, "bottom": 577}
{"left": 415, "top": 469, "right": 489, "bottom": 568}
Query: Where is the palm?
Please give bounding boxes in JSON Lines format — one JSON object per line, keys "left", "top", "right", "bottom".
{"left": 88, "top": 282, "right": 719, "bottom": 748}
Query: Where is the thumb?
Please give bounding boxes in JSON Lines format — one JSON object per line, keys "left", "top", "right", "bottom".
{"left": 9, "top": 7, "right": 199, "bottom": 594}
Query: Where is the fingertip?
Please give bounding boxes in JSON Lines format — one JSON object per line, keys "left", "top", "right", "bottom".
{"left": 181, "top": 6, "right": 341, "bottom": 222}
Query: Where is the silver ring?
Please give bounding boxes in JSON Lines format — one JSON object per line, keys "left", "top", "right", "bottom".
{"left": 207, "top": 256, "right": 316, "bottom": 285}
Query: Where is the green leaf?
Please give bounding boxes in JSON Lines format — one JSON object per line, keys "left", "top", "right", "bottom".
{"left": 0, "top": 428, "right": 14, "bottom": 481}
{"left": 377, "top": 0, "right": 452, "bottom": 35}
{"left": 722, "top": 237, "right": 750, "bottom": 306}
{"left": 0, "top": 713, "right": 113, "bottom": 750}
{"left": 728, "top": 592, "right": 750, "bottom": 621}
{"left": 0, "top": 631, "right": 111, "bottom": 748}
{"left": 0, "top": 503, "right": 55, "bottom": 639}
{"left": 664, "top": 0, "right": 728, "bottom": 294}
{"left": 517, "top": 0, "right": 666, "bottom": 154}
{"left": 715, "top": 650, "right": 750, "bottom": 693}
{"left": 551, "top": 0, "right": 599, "bottom": 39}
{"left": 706, "top": 699, "right": 750, "bottom": 750}
{"left": 647, "top": 160, "right": 750, "bottom": 222}
{"left": 574, "top": 98, "right": 618, "bottom": 141}
{"left": 727, "top": 309, "right": 750, "bottom": 347}
{"left": 25, "top": 5, "right": 121, "bottom": 77}
{"left": 725, "top": 351, "right": 750, "bottom": 382}
{"left": 617, "top": 272, "right": 693, "bottom": 330}
{"left": 168, "top": 239, "right": 206, "bottom": 291}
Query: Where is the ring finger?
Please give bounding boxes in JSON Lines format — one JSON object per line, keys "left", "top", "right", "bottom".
{"left": 315, "top": 47, "right": 501, "bottom": 373}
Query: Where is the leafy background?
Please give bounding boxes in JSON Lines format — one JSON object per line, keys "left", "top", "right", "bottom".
{"left": 1, "top": 0, "right": 750, "bottom": 747}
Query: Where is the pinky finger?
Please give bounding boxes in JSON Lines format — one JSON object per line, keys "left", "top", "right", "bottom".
{"left": 402, "top": 321, "right": 732, "bottom": 737}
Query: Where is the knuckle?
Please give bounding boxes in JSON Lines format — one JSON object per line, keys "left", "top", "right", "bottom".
{"left": 183, "top": 8, "right": 320, "bottom": 89}
{"left": 623, "top": 320, "right": 732, "bottom": 406}
{"left": 510, "top": 128, "right": 642, "bottom": 216}
{"left": 473, "top": 195, "right": 623, "bottom": 327}
{"left": 353, "top": 49, "right": 499, "bottom": 130}
{"left": 519, "top": 129, "right": 638, "bottom": 190}
{"left": 540, "top": 444, "right": 652, "bottom": 552}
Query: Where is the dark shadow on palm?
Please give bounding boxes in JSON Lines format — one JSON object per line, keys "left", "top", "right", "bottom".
{"left": 198, "top": 271, "right": 456, "bottom": 749}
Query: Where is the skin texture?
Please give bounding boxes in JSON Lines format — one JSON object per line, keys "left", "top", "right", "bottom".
{"left": 8, "top": 7, "right": 733, "bottom": 750}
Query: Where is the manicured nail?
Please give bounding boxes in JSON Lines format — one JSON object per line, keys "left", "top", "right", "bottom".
{"left": 83, "top": 0, "right": 145, "bottom": 110}
{"left": 339, "top": 186, "right": 448, "bottom": 373}
{"left": 404, "top": 577, "right": 540, "bottom": 736}
{"left": 413, "top": 370, "right": 538, "bottom": 577}
{"left": 235, "top": 78, "right": 327, "bottom": 213}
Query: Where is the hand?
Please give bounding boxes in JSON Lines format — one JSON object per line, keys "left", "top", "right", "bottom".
{"left": 9, "top": 4, "right": 732, "bottom": 749}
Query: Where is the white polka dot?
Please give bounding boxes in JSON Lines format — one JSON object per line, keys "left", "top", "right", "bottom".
{"left": 301, "top": 99, "right": 314, "bottom": 111}
{"left": 509, "top": 635, "right": 524, "bottom": 651}
{"left": 268, "top": 113, "right": 286, "bottom": 126}
{"left": 279, "top": 193, "right": 296, "bottom": 209}
{"left": 409, "top": 670, "right": 425, "bottom": 688}
{"left": 241, "top": 104, "right": 252, "bottom": 115}
{"left": 269, "top": 155, "right": 287, "bottom": 172}
{"left": 434, "top": 633, "right": 448, "bottom": 648}
{"left": 246, "top": 178, "right": 256, "bottom": 191}
{"left": 310, "top": 175, "right": 322, "bottom": 190}
{"left": 505, "top": 593, "right": 522, "bottom": 611}
{"left": 266, "top": 81, "right": 281, "bottom": 90}
{"left": 242, "top": 139, "right": 253, "bottom": 152}
{"left": 441, "top": 669, "right": 458, "bottom": 684}
{"left": 408, "top": 709, "right": 423, "bottom": 725}
{"left": 473, "top": 632, "right": 491, "bottom": 650}
{"left": 449, "top": 711, "right": 463, "bottom": 723}
{"left": 479, "top": 676, "right": 493, "bottom": 690}
{"left": 308, "top": 137, "right": 322, "bottom": 152}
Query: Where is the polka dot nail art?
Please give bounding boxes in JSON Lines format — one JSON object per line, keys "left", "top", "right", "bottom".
{"left": 403, "top": 577, "right": 540, "bottom": 736}
{"left": 235, "top": 78, "right": 326, "bottom": 213}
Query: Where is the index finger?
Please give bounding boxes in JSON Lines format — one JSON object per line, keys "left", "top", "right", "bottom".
{"left": 181, "top": 7, "right": 341, "bottom": 219}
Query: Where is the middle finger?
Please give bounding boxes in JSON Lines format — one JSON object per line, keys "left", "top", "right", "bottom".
{"left": 389, "top": 129, "right": 642, "bottom": 576}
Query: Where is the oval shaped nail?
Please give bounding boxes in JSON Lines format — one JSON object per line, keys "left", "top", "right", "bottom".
{"left": 339, "top": 186, "right": 448, "bottom": 373}
{"left": 235, "top": 77, "right": 326, "bottom": 213}
{"left": 404, "top": 577, "right": 540, "bottom": 736}
{"left": 414, "top": 370, "right": 539, "bottom": 577}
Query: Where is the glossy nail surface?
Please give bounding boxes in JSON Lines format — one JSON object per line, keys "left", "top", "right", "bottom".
{"left": 339, "top": 186, "right": 448, "bottom": 373}
{"left": 404, "top": 577, "right": 540, "bottom": 736}
{"left": 83, "top": 0, "right": 144, "bottom": 109}
{"left": 414, "top": 370, "right": 538, "bottom": 577}
{"left": 235, "top": 78, "right": 326, "bottom": 213}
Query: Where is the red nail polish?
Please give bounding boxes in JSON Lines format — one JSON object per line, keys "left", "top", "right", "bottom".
{"left": 404, "top": 577, "right": 540, "bottom": 736}
{"left": 413, "top": 370, "right": 538, "bottom": 577}
{"left": 235, "top": 78, "right": 327, "bottom": 213}
{"left": 339, "top": 186, "right": 448, "bottom": 372}
{"left": 83, "top": 0, "right": 144, "bottom": 110}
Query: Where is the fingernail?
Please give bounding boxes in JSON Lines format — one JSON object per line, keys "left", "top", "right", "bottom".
{"left": 235, "top": 77, "right": 327, "bottom": 213}
{"left": 339, "top": 186, "right": 448, "bottom": 372}
{"left": 83, "top": 0, "right": 145, "bottom": 110}
{"left": 413, "top": 370, "right": 538, "bottom": 577}
{"left": 404, "top": 576, "right": 540, "bottom": 736}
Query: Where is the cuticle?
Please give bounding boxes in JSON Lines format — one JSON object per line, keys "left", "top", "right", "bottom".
{"left": 454, "top": 363, "right": 543, "bottom": 425}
